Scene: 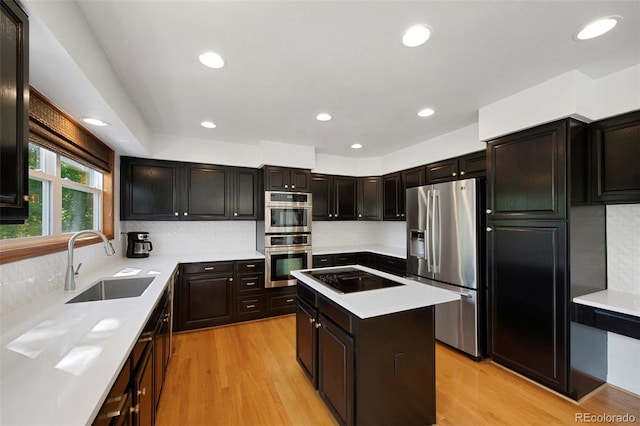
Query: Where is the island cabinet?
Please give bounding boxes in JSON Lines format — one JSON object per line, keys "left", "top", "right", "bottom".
{"left": 120, "top": 157, "right": 258, "bottom": 221}
{"left": 0, "top": 0, "right": 29, "bottom": 223}
{"left": 296, "top": 283, "right": 436, "bottom": 426}
{"left": 590, "top": 110, "right": 640, "bottom": 204}
{"left": 263, "top": 165, "right": 311, "bottom": 191}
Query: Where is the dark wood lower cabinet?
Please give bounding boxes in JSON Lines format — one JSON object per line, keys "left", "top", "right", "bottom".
{"left": 296, "top": 282, "right": 436, "bottom": 426}
{"left": 133, "top": 345, "right": 154, "bottom": 426}
{"left": 177, "top": 271, "right": 233, "bottom": 330}
{"left": 488, "top": 221, "right": 568, "bottom": 392}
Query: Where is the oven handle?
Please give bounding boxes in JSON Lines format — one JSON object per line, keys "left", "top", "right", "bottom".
{"left": 265, "top": 246, "right": 312, "bottom": 254}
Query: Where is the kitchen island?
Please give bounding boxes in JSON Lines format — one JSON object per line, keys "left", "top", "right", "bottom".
{"left": 292, "top": 265, "right": 459, "bottom": 426}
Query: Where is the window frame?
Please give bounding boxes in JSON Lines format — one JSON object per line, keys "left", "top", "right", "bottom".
{"left": 0, "top": 89, "right": 114, "bottom": 265}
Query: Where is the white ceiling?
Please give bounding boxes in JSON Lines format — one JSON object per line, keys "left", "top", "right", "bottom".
{"left": 26, "top": 1, "right": 640, "bottom": 158}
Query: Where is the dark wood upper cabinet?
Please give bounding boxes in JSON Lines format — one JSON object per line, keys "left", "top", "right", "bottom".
{"left": 426, "top": 151, "right": 485, "bottom": 184}
{"left": 486, "top": 120, "right": 581, "bottom": 221}
{"left": 0, "top": 0, "right": 29, "bottom": 223}
{"left": 426, "top": 158, "right": 458, "bottom": 184}
{"left": 383, "top": 166, "right": 426, "bottom": 221}
{"left": 232, "top": 167, "right": 259, "bottom": 219}
{"left": 182, "top": 163, "right": 231, "bottom": 220}
{"left": 334, "top": 176, "right": 357, "bottom": 220}
{"left": 121, "top": 157, "right": 258, "bottom": 220}
{"left": 458, "top": 150, "right": 486, "bottom": 179}
{"left": 121, "top": 157, "right": 181, "bottom": 220}
{"left": 310, "top": 174, "right": 357, "bottom": 220}
{"left": 357, "top": 176, "right": 382, "bottom": 220}
{"left": 264, "top": 165, "right": 310, "bottom": 191}
{"left": 591, "top": 110, "right": 640, "bottom": 204}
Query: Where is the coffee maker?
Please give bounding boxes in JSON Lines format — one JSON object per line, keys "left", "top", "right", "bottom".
{"left": 126, "top": 232, "right": 153, "bottom": 258}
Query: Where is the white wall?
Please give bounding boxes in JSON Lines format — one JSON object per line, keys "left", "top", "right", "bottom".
{"left": 605, "top": 204, "right": 640, "bottom": 396}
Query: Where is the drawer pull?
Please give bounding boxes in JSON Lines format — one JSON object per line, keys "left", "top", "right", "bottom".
{"left": 100, "top": 394, "right": 128, "bottom": 419}
{"left": 246, "top": 282, "right": 256, "bottom": 286}
{"left": 320, "top": 258, "right": 328, "bottom": 262}
{"left": 309, "top": 317, "right": 315, "bottom": 324}
{"left": 246, "top": 304, "right": 256, "bottom": 309}
{"left": 286, "top": 298, "right": 294, "bottom": 303}
{"left": 315, "top": 322, "right": 322, "bottom": 329}
{"left": 137, "top": 387, "right": 146, "bottom": 396}
{"left": 246, "top": 264, "right": 256, "bottom": 268}
{"left": 204, "top": 266, "right": 215, "bottom": 271}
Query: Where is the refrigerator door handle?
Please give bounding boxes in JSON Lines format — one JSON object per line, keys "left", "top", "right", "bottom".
{"left": 425, "top": 189, "right": 432, "bottom": 272}
{"left": 432, "top": 189, "right": 440, "bottom": 273}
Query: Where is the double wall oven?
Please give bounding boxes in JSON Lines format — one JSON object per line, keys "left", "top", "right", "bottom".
{"left": 258, "top": 191, "right": 312, "bottom": 288}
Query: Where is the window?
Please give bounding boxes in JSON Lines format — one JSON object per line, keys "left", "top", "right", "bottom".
{"left": 0, "top": 88, "right": 114, "bottom": 264}
{"left": 0, "top": 144, "right": 104, "bottom": 240}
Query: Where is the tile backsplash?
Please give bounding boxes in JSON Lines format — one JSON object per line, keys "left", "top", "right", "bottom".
{"left": 606, "top": 204, "right": 640, "bottom": 294}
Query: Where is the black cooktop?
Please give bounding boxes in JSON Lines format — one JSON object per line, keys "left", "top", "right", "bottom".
{"left": 303, "top": 267, "right": 404, "bottom": 294}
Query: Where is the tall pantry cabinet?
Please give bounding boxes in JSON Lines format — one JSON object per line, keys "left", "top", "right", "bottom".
{"left": 486, "top": 118, "right": 607, "bottom": 400}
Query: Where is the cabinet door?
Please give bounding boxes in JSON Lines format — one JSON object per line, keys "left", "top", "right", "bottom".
{"left": 121, "top": 157, "right": 180, "bottom": 220}
{"left": 178, "top": 273, "right": 233, "bottom": 330}
{"left": 232, "top": 167, "right": 258, "bottom": 219}
{"left": 310, "top": 174, "right": 334, "bottom": 220}
{"left": 318, "top": 314, "right": 354, "bottom": 426}
{"left": 357, "top": 176, "right": 382, "bottom": 220}
{"left": 0, "top": 0, "right": 29, "bottom": 222}
{"left": 334, "top": 176, "right": 357, "bottom": 220}
{"left": 487, "top": 221, "right": 567, "bottom": 393}
{"left": 134, "top": 348, "right": 154, "bottom": 426}
{"left": 182, "top": 163, "right": 231, "bottom": 220}
{"left": 486, "top": 120, "right": 568, "bottom": 220}
{"left": 591, "top": 110, "right": 640, "bottom": 203}
{"left": 383, "top": 173, "right": 402, "bottom": 221}
{"left": 402, "top": 166, "right": 426, "bottom": 189}
{"left": 264, "top": 166, "right": 290, "bottom": 191}
{"left": 296, "top": 300, "right": 318, "bottom": 388}
{"left": 290, "top": 168, "right": 311, "bottom": 191}
{"left": 458, "top": 150, "right": 486, "bottom": 179}
{"left": 426, "top": 159, "right": 458, "bottom": 183}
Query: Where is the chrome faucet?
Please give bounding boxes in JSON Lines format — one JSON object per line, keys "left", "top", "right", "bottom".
{"left": 64, "top": 230, "right": 116, "bottom": 291}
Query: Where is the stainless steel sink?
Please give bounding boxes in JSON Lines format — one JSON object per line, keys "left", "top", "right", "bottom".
{"left": 66, "top": 276, "right": 155, "bottom": 303}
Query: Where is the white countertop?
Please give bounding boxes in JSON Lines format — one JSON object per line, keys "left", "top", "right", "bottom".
{"left": 312, "top": 245, "right": 406, "bottom": 259}
{"left": 573, "top": 289, "right": 640, "bottom": 318}
{"left": 292, "top": 265, "right": 459, "bottom": 319}
{"left": 0, "top": 250, "right": 264, "bottom": 426}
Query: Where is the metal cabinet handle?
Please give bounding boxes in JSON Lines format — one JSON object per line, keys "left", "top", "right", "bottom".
{"left": 486, "top": 227, "right": 493, "bottom": 232}
{"left": 204, "top": 266, "right": 215, "bottom": 271}
{"left": 137, "top": 388, "right": 146, "bottom": 396}
{"left": 358, "top": 214, "right": 362, "bottom": 218}
{"left": 246, "top": 304, "right": 256, "bottom": 309}
{"left": 291, "top": 185, "right": 295, "bottom": 189}
{"left": 314, "top": 322, "right": 322, "bottom": 329}
{"left": 284, "top": 184, "right": 289, "bottom": 189}
{"left": 246, "top": 282, "right": 256, "bottom": 286}
{"left": 320, "top": 258, "right": 328, "bottom": 262}
{"left": 486, "top": 209, "right": 492, "bottom": 214}
{"left": 100, "top": 394, "right": 128, "bottom": 419}
{"left": 183, "top": 212, "right": 188, "bottom": 216}
{"left": 328, "top": 214, "right": 333, "bottom": 217}
{"left": 234, "top": 212, "right": 238, "bottom": 216}
{"left": 286, "top": 298, "right": 294, "bottom": 303}
{"left": 174, "top": 212, "right": 179, "bottom": 216}
{"left": 131, "top": 405, "right": 139, "bottom": 414}
{"left": 309, "top": 318, "right": 315, "bottom": 324}
{"left": 401, "top": 213, "right": 405, "bottom": 217}
{"left": 229, "top": 277, "right": 234, "bottom": 282}
{"left": 246, "top": 264, "right": 256, "bottom": 268}
{"left": 452, "top": 172, "right": 457, "bottom": 176}
{"left": 138, "top": 331, "right": 153, "bottom": 343}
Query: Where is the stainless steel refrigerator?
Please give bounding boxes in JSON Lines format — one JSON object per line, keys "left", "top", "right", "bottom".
{"left": 406, "top": 178, "right": 485, "bottom": 358}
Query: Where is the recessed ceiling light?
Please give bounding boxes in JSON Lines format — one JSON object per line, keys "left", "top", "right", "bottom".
{"left": 402, "top": 25, "right": 432, "bottom": 47}
{"left": 201, "top": 121, "right": 216, "bottom": 129}
{"left": 198, "top": 51, "right": 225, "bottom": 69}
{"left": 351, "top": 143, "right": 363, "bottom": 149}
{"left": 316, "top": 113, "right": 332, "bottom": 122}
{"left": 576, "top": 17, "right": 619, "bottom": 40}
{"left": 417, "top": 108, "right": 435, "bottom": 118}
{"left": 82, "top": 117, "right": 110, "bottom": 127}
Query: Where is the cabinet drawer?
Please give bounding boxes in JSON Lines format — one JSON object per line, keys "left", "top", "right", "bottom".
{"left": 238, "top": 274, "right": 263, "bottom": 293}
{"left": 236, "top": 260, "right": 264, "bottom": 273}
{"left": 238, "top": 296, "right": 264, "bottom": 315}
{"left": 333, "top": 253, "right": 359, "bottom": 266}
{"left": 297, "top": 283, "right": 318, "bottom": 308}
{"left": 270, "top": 293, "right": 297, "bottom": 310}
{"left": 182, "top": 261, "right": 234, "bottom": 275}
{"left": 319, "top": 296, "right": 353, "bottom": 334}
{"left": 313, "top": 255, "right": 334, "bottom": 267}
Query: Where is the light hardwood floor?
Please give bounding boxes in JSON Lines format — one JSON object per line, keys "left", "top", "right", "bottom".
{"left": 156, "top": 315, "right": 639, "bottom": 426}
